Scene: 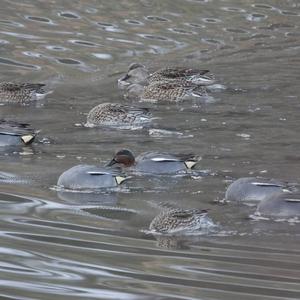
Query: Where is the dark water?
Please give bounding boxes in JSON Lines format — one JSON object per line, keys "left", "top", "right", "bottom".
{"left": 0, "top": 0, "right": 300, "bottom": 299}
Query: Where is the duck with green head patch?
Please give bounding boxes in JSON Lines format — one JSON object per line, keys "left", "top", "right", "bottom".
{"left": 107, "top": 149, "right": 200, "bottom": 175}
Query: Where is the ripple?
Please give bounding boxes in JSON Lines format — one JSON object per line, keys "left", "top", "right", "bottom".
{"left": 252, "top": 4, "right": 275, "bottom": 10}
{"left": 279, "top": 10, "right": 299, "bottom": 16}
{"left": 107, "top": 37, "right": 143, "bottom": 45}
{"left": 22, "top": 51, "right": 43, "bottom": 58}
{"left": 0, "top": 19, "right": 24, "bottom": 28}
{"left": 0, "top": 39, "right": 9, "bottom": 45}
{"left": 85, "top": 7, "right": 98, "bottom": 14}
{"left": 56, "top": 58, "right": 82, "bottom": 65}
{"left": 186, "top": 0, "right": 211, "bottom": 3}
{"left": 92, "top": 53, "right": 112, "bottom": 60}
{"left": 225, "top": 28, "right": 249, "bottom": 34}
{"left": 1, "top": 31, "right": 41, "bottom": 39}
{"left": 221, "top": 7, "right": 246, "bottom": 12}
{"left": 97, "top": 22, "right": 123, "bottom": 33}
{"left": 68, "top": 40, "right": 99, "bottom": 47}
{"left": 184, "top": 22, "right": 205, "bottom": 28}
{"left": 124, "top": 19, "right": 144, "bottom": 26}
{"left": 137, "top": 34, "right": 170, "bottom": 41}
{"left": 25, "top": 16, "right": 55, "bottom": 24}
{"left": 202, "top": 18, "right": 222, "bottom": 23}
{"left": 145, "top": 16, "right": 170, "bottom": 22}
{"left": 58, "top": 11, "right": 81, "bottom": 19}
{"left": 201, "top": 38, "right": 224, "bottom": 45}
{"left": 246, "top": 13, "right": 267, "bottom": 22}
{"left": 0, "top": 57, "right": 40, "bottom": 69}
{"left": 45, "top": 45, "right": 70, "bottom": 51}
{"left": 168, "top": 28, "right": 195, "bottom": 35}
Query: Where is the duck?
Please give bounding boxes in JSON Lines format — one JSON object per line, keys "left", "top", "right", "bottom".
{"left": 85, "top": 102, "right": 153, "bottom": 127}
{"left": 141, "top": 81, "right": 208, "bottom": 103}
{"left": 107, "top": 149, "right": 200, "bottom": 175}
{"left": 0, "top": 82, "right": 50, "bottom": 103}
{"left": 149, "top": 208, "right": 213, "bottom": 234}
{"left": 225, "top": 177, "right": 295, "bottom": 202}
{"left": 118, "top": 63, "right": 215, "bottom": 87}
{"left": 256, "top": 191, "right": 300, "bottom": 218}
{"left": 57, "top": 165, "right": 127, "bottom": 190}
{"left": 0, "top": 120, "right": 36, "bottom": 146}
{"left": 118, "top": 63, "right": 149, "bottom": 88}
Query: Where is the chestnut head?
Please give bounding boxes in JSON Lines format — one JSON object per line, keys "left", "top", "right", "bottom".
{"left": 107, "top": 149, "right": 135, "bottom": 167}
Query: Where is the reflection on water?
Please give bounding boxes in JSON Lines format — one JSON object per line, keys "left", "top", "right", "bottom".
{"left": 0, "top": 0, "right": 300, "bottom": 299}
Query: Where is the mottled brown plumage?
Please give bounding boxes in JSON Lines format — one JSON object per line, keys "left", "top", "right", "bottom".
{"left": 149, "top": 67, "right": 210, "bottom": 83}
{"left": 86, "top": 103, "right": 152, "bottom": 127}
{"left": 0, "top": 82, "right": 47, "bottom": 103}
{"left": 141, "top": 81, "right": 207, "bottom": 102}
{"left": 149, "top": 209, "right": 210, "bottom": 234}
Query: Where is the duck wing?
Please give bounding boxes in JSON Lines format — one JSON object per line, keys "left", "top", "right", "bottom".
{"left": 1, "top": 82, "right": 45, "bottom": 92}
{"left": 156, "top": 68, "right": 210, "bottom": 79}
{"left": 170, "top": 209, "right": 208, "bottom": 219}
{"left": 0, "top": 120, "right": 35, "bottom": 136}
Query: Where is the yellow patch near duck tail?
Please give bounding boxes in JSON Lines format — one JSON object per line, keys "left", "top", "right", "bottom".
{"left": 21, "top": 134, "right": 35, "bottom": 145}
{"left": 115, "top": 176, "right": 127, "bottom": 185}
{"left": 184, "top": 160, "right": 197, "bottom": 169}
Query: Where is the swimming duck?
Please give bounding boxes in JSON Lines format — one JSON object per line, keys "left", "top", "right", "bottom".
{"left": 148, "top": 67, "right": 215, "bottom": 86}
{"left": 141, "top": 81, "right": 208, "bottom": 103}
{"left": 118, "top": 63, "right": 149, "bottom": 88}
{"left": 118, "top": 63, "right": 215, "bottom": 87}
{"left": 107, "top": 149, "right": 200, "bottom": 174}
{"left": 0, "top": 82, "right": 49, "bottom": 103}
{"left": 149, "top": 208, "right": 213, "bottom": 234}
{"left": 86, "top": 103, "right": 153, "bottom": 127}
{"left": 57, "top": 165, "right": 127, "bottom": 190}
{"left": 256, "top": 191, "right": 300, "bottom": 218}
{"left": 0, "top": 120, "right": 36, "bottom": 146}
{"left": 225, "top": 177, "right": 295, "bottom": 202}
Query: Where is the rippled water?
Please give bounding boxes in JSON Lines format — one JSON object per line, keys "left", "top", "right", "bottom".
{"left": 0, "top": 0, "right": 300, "bottom": 299}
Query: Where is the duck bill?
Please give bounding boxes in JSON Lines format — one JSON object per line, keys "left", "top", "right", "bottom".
{"left": 115, "top": 176, "right": 127, "bottom": 185}
{"left": 21, "top": 134, "right": 35, "bottom": 145}
{"left": 106, "top": 159, "right": 117, "bottom": 167}
{"left": 184, "top": 160, "right": 197, "bottom": 169}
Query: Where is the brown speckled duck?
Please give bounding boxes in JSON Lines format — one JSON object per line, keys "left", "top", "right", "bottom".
{"left": 85, "top": 103, "right": 153, "bottom": 127}
{"left": 149, "top": 208, "right": 214, "bottom": 234}
{"left": 0, "top": 82, "right": 50, "bottom": 103}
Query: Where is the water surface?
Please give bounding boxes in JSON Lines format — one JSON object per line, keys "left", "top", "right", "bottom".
{"left": 0, "top": 0, "right": 299, "bottom": 299}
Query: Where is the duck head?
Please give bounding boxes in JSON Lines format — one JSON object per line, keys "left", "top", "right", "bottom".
{"left": 118, "top": 63, "right": 149, "bottom": 87}
{"left": 107, "top": 149, "right": 135, "bottom": 167}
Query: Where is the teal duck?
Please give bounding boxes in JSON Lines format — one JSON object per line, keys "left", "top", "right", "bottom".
{"left": 86, "top": 103, "right": 153, "bottom": 127}
{"left": 0, "top": 82, "right": 49, "bottom": 103}
{"left": 141, "top": 81, "right": 208, "bottom": 102}
{"left": 225, "top": 177, "right": 295, "bottom": 202}
{"left": 107, "top": 149, "right": 200, "bottom": 174}
{"left": 57, "top": 165, "right": 127, "bottom": 190}
{"left": 149, "top": 209, "right": 213, "bottom": 234}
